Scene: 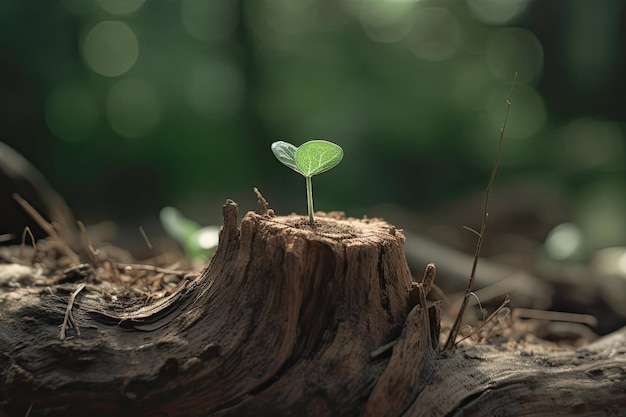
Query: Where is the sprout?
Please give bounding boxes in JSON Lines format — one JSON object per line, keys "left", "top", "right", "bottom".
{"left": 271, "top": 140, "right": 343, "bottom": 226}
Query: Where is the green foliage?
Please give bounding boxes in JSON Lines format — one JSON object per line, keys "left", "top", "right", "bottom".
{"left": 295, "top": 140, "right": 344, "bottom": 177}
{"left": 270, "top": 141, "right": 301, "bottom": 174}
{"left": 160, "top": 207, "right": 219, "bottom": 265}
{"left": 5, "top": 1, "right": 622, "bottom": 247}
{"left": 272, "top": 140, "right": 343, "bottom": 225}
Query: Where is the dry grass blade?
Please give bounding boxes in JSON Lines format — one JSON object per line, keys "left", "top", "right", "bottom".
{"left": 59, "top": 283, "right": 86, "bottom": 340}
{"left": 78, "top": 220, "right": 99, "bottom": 266}
{"left": 139, "top": 225, "right": 153, "bottom": 250}
{"left": 19, "top": 226, "right": 37, "bottom": 260}
{"left": 13, "top": 193, "right": 79, "bottom": 263}
{"left": 116, "top": 263, "right": 191, "bottom": 278}
{"left": 0, "top": 233, "right": 14, "bottom": 243}
{"left": 456, "top": 295, "right": 511, "bottom": 345}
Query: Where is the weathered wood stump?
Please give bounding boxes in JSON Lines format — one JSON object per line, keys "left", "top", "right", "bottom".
{"left": 1, "top": 200, "right": 625, "bottom": 416}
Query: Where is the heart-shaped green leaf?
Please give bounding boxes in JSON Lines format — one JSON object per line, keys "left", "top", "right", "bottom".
{"left": 295, "top": 140, "right": 343, "bottom": 177}
{"left": 271, "top": 141, "right": 302, "bottom": 174}
{"left": 271, "top": 139, "right": 343, "bottom": 225}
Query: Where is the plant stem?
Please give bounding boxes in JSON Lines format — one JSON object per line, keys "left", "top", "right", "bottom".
{"left": 305, "top": 175, "right": 314, "bottom": 226}
{"left": 442, "top": 72, "right": 517, "bottom": 353}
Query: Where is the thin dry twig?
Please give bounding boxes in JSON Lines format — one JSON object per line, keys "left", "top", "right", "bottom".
{"left": 456, "top": 295, "right": 511, "bottom": 345}
{"left": 24, "top": 402, "right": 33, "bottom": 417}
{"left": 116, "top": 262, "right": 191, "bottom": 278}
{"left": 103, "top": 260, "right": 124, "bottom": 286}
{"left": 469, "top": 291, "right": 487, "bottom": 323}
{"left": 49, "top": 263, "right": 91, "bottom": 285}
{"left": 139, "top": 225, "right": 153, "bottom": 250}
{"left": 443, "top": 73, "right": 517, "bottom": 353}
{"left": 0, "top": 233, "right": 14, "bottom": 243}
{"left": 19, "top": 226, "right": 37, "bottom": 260}
{"left": 59, "top": 283, "right": 86, "bottom": 340}
{"left": 13, "top": 193, "right": 79, "bottom": 263}
{"left": 514, "top": 308, "right": 598, "bottom": 327}
{"left": 78, "top": 220, "right": 99, "bottom": 267}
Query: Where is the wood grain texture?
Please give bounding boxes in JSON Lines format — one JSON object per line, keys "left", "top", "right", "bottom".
{"left": 0, "top": 201, "right": 413, "bottom": 416}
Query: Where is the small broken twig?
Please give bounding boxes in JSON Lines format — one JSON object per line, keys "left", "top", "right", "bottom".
{"left": 254, "top": 187, "right": 272, "bottom": 216}
{"left": 420, "top": 263, "right": 436, "bottom": 296}
{"left": 59, "top": 283, "right": 86, "bottom": 340}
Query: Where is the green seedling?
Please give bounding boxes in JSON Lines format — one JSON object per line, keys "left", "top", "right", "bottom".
{"left": 160, "top": 206, "right": 219, "bottom": 267}
{"left": 271, "top": 140, "right": 343, "bottom": 226}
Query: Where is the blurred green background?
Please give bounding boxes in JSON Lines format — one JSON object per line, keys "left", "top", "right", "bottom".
{"left": 0, "top": 0, "right": 624, "bottom": 254}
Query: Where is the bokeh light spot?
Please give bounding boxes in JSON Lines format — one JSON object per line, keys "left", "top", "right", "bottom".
{"left": 197, "top": 226, "right": 220, "bottom": 249}
{"left": 96, "top": 0, "right": 145, "bottom": 15}
{"left": 82, "top": 21, "right": 139, "bottom": 77}
{"left": 106, "top": 78, "right": 163, "bottom": 138}
{"left": 45, "top": 82, "right": 98, "bottom": 142}
{"left": 467, "top": 0, "right": 528, "bottom": 25}
{"left": 545, "top": 222, "right": 583, "bottom": 261}
{"left": 406, "top": 7, "right": 460, "bottom": 61}
{"left": 486, "top": 28, "right": 543, "bottom": 83}
{"left": 359, "top": 1, "right": 416, "bottom": 43}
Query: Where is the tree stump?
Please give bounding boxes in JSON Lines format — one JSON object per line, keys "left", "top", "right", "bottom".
{"left": 1, "top": 200, "right": 625, "bottom": 416}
